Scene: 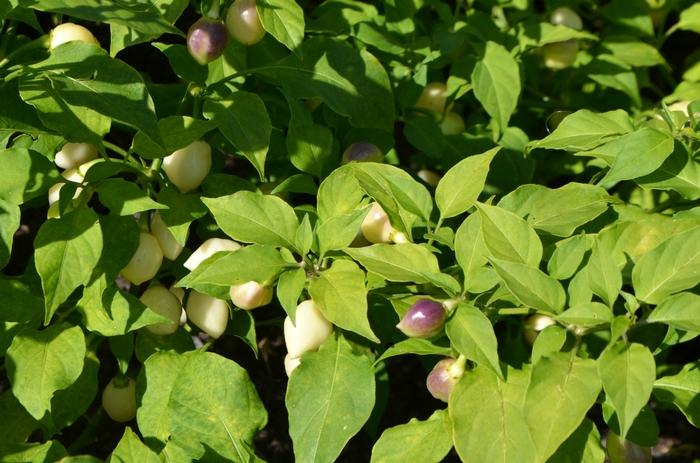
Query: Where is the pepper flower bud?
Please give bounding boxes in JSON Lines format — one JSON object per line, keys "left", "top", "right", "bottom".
{"left": 426, "top": 357, "right": 466, "bottom": 402}
{"left": 396, "top": 299, "right": 446, "bottom": 338}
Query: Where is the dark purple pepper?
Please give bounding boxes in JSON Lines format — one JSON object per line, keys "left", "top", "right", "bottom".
{"left": 341, "top": 142, "right": 383, "bottom": 163}
{"left": 187, "top": 17, "right": 229, "bottom": 65}
{"left": 426, "top": 357, "right": 465, "bottom": 402}
{"left": 396, "top": 299, "right": 446, "bottom": 338}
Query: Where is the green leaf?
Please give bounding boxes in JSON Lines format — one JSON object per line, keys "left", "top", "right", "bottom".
{"left": 0, "top": 391, "right": 40, "bottom": 444}
{"left": 276, "top": 268, "right": 306, "bottom": 321}
{"left": 603, "top": 40, "right": 666, "bottom": 68}
{"left": 257, "top": 0, "right": 305, "bottom": 51}
{"left": 287, "top": 334, "right": 375, "bottom": 463}
{"left": 478, "top": 203, "right": 542, "bottom": 266}
{"left": 318, "top": 208, "right": 368, "bottom": 257}
{"left": 131, "top": 116, "right": 215, "bottom": 159}
{"left": 203, "top": 90, "right": 271, "bottom": 179}
{"left": 529, "top": 109, "right": 633, "bottom": 152}
{"left": 309, "top": 259, "right": 378, "bottom": 343}
{"left": 6, "top": 323, "right": 86, "bottom": 420}
{"left": 555, "top": 303, "right": 612, "bottom": 328}
{"left": 178, "top": 245, "right": 289, "bottom": 290}
{"left": 450, "top": 365, "right": 537, "bottom": 463}
{"left": 77, "top": 276, "right": 170, "bottom": 336}
{"left": 471, "top": 41, "right": 521, "bottom": 134}
{"left": 585, "top": 239, "right": 622, "bottom": 308}
{"left": 18, "top": 0, "right": 183, "bottom": 36}
{"left": 96, "top": 178, "right": 167, "bottom": 216}
{"left": 0, "top": 441, "right": 67, "bottom": 462}
{"left": 636, "top": 143, "right": 700, "bottom": 200}
{"left": 20, "top": 42, "right": 161, "bottom": 146}
{"left": 653, "top": 361, "right": 700, "bottom": 427}
{"left": 0, "top": 147, "right": 57, "bottom": 204}
{"left": 669, "top": 3, "right": 700, "bottom": 35}
{"left": 375, "top": 338, "right": 452, "bottom": 363}
{"left": 547, "top": 234, "right": 593, "bottom": 280}
{"left": 454, "top": 213, "right": 488, "bottom": 288}
{"left": 258, "top": 37, "right": 395, "bottom": 130}
{"left": 35, "top": 206, "right": 103, "bottom": 324}
{"left": 344, "top": 243, "right": 457, "bottom": 293}
{"left": 203, "top": 191, "right": 300, "bottom": 250}
{"left": 285, "top": 96, "right": 335, "bottom": 178}
{"left": 491, "top": 259, "right": 566, "bottom": 314}
{"left": 0, "top": 278, "right": 44, "bottom": 324}
{"left": 648, "top": 292, "right": 700, "bottom": 331}
{"left": 138, "top": 351, "right": 267, "bottom": 459}
{"left": 370, "top": 409, "right": 453, "bottom": 463}
{"left": 498, "top": 183, "right": 610, "bottom": 237}
{"left": 0, "top": 199, "right": 19, "bottom": 270}
{"left": 525, "top": 353, "right": 602, "bottom": 462}
{"left": 598, "top": 342, "right": 656, "bottom": 439}
{"left": 632, "top": 226, "right": 700, "bottom": 304}
{"left": 317, "top": 165, "right": 364, "bottom": 221}
{"left": 156, "top": 188, "right": 208, "bottom": 246}
{"left": 546, "top": 418, "right": 605, "bottom": 463}
{"left": 446, "top": 304, "right": 502, "bottom": 378}
{"left": 435, "top": 147, "right": 499, "bottom": 219}
{"left": 109, "top": 427, "right": 160, "bottom": 463}
{"left": 531, "top": 325, "right": 567, "bottom": 364}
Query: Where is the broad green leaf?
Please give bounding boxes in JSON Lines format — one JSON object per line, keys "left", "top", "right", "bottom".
{"left": 35, "top": 206, "right": 103, "bottom": 323}
{"left": 345, "top": 244, "right": 458, "bottom": 294}
{"left": 203, "top": 90, "right": 271, "bottom": 179}
{"left": 0, "top": 80, "right": 50, "bottom": 135}
{"left": 603, "top": 40, "right": 665, "bottom": 68}
{"left": 499, "top": 183, "right": 610, "bottom": 237}
{"left": 309, "top": 259, "right": 378, "bottom": 342}
{"left": 133, "top": 323, "right": 194, "bottom": 365}
{"left": 276, "top": 268, "right": 306, "bottom": 321}
{"left": 0, "top": 391, "right": 39, "bottom": 444}
{"left": 317, "top": 166, "right": 364, "bottom": 221}
{"left": 140, "top": 351, "right": 267, "bottom": 459}
{"left": 446, "top": 304, "right": 502, "bottom": 378}
{"left": 601, "top": 402, "right": 659, "bottom": 448}
{"left": 648, "top": 292, "right": 700, "bottom": 331}
{"left": 653, "top": 362, "right": 700, "bottom": 427}
{"left": 351, "top": 162, "right": 433, "bottom": 224}
{"left": 6, "top": 323, "right": 85, "bottom": 420}
{"left": 471, "top": 42, "right": 521, "bottom": 134}
{"left": 0, "top": 441, "right": 67, "bottom": 462}
{"left": 529, "top": 109, "right": 633, "bottom": 152}
{"left": 318, "top": 208, "right": 368, "bottom": 257}
{"left": 258, "top": 37, "right": 395, "bottom": 130}
{"left": 77, "top": 276, "right": 170, "bottom": 336}
{"left": 370, "top": 410, "right": 453, "bottom": 463}
{"left": 257, "top": 0, "right": 305, "bottom": 51}
{"left": 546, "top": 418, "right": 605, "bottom": 463}
{"left": 109, "top": 0, "right": 188, "bottom": 56}
{"left": 131, "top": 116, "right": 215, "bottom": 159}
{"left": 636, "top": 143, "right": 700, "bottom": 200}
{"left": 669, "top": 3, "right": 700, "bottom": 35}
{"left": 555, "top": 303, "right": 612, "bottom": 328}
{"left": 525, "top": 353, "right": 602, "bottom": 462}
{"left": 547, "top": 234, "right": 593, "bottom": 280}
{"left": 375, "top": 338, "right": 452, "bottom": 363}
{"left": 153, "top": 42, "right": 207, "bottom": 85}
{"left": 203, "top": 191, "right": 300, "bottom": 250}
{"left": 478, "top": 203, "right": 542, "bottom": 266}
{"left": 96, "top": 179, "right": 167, "bottom": 216}
{"left": 177, "top": 245, "right": 289, "bottom": 289}
{"left": 435, "top": 147, "right": 499, "bottom": 218}
{"left": 0, "top": 147, "right": 57, "bottom": 204}
{"left": 109, "top": 427, "right": 160, "bottom": 463}
{"left": 18, "top": 0, "right": 182, "bottom": 36}
{"left": 535, "top": 23, "right": 599, "bottom": 46}
{"left": 0, "top": 199, "right": 19, "bottom": 269}
{"left": 450, "top": 365, "right": 537, "bottom": 463}
{"left": 20, "top": 42, "right": 161, "bottom": 146}
{"left": 0, "top": 278, "right": 44, "bottom": 324}
{"left": 287, "top": 335, "right": 375, "bottom": 463}
{"left": 454, "top": 213, "right": 488, "bottom": 287}
{"left": 156, "top": 188, "right": 208, "bottom": 246}
{"left": 95, "top": 214, "right": 139, "bottom": 281}
{"left": 491, "top": 259, "right": 566, "bottom": 314}
{"left": 598, "top": 342, "right": 656, "bottom": 439}
{"left": 579, "top": 128, "right": 674, "bottom": 188}
{"left": 531, "top": 326, "right": 567, "bottom": 364}
{"left": 285, "top": 96, "right": 335, "bottom": 178}
{"left": 632, "top": 226, "right": 700, "bottom": 303}
{"left": 585, "top": 239, "right": 622, "bottom": 308}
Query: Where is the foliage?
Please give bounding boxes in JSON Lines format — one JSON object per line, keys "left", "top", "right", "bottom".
{"left": 0, "top": 0, "right": 699, "bottom": 461}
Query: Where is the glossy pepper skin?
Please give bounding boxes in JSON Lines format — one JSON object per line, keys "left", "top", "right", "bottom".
{"left": 396, "top": 299, "right": 446, "bottom": 338}
{"left": 341, "top": 142, "right": 383, "bottom": 163}
{"left": 426, "top": 357, "right": 465, "bottom": 402}
{"left": 187, "top": 17, "right": 229, "bottom": 65}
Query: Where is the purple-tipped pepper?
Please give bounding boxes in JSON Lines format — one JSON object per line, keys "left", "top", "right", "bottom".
{"left": 187, "top": 17, "right": 229, "bottom": 65}
{"left": 396, "top": 299, "right": 446, "bottom": 338}
{"left": 341, "top": 142, "right": 383, "bottom": 163}
{"left": 426, "top": 356, "right": 466, "bottom": 402}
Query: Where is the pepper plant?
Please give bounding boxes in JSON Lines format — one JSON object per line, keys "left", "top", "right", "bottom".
{"left": 1, "top": 0, "right": 700, "bottom": 462}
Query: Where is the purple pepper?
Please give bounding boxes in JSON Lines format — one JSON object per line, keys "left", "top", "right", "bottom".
{"left": 341, "top": 142, "right": 383, "bottom": 163}
{"left": 396, "top": 299, "right": 446, "bottom": 338}
{"left": 187, "top": 17, "right": 229, "bottom": 65}
{"left": 426, "top": 357, "right": 465, "bottom": 402}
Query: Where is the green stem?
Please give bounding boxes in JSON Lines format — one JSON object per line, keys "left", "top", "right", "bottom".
{"left": 103, "top": 140, "right": 130, "bottom": 160}
{"left": 205, "top": 0, "right": 220, "bottom": 19}
{"left": 67, "top": 409, "right": 105, "bottom": 455}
